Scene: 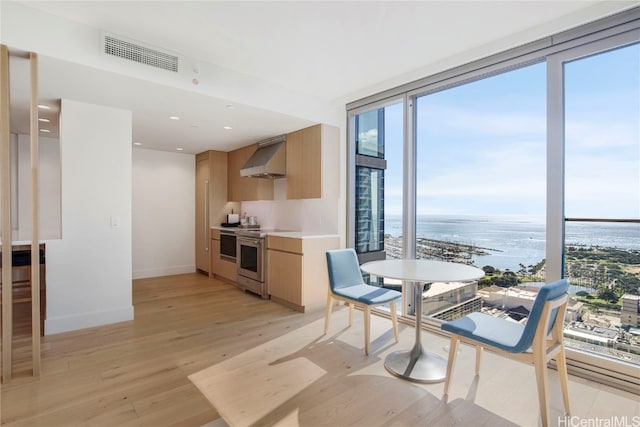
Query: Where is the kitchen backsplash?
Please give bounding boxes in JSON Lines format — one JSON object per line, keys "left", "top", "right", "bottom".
{"left": 240, "top": 197, "right": 339, "bottom": 233}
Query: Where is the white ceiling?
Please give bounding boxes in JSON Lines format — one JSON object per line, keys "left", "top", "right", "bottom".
{"left": 4, "top": 1, "right": 638, "bottom": 154}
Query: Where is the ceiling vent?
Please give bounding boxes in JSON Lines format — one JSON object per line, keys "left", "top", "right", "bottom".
{"left": 102, "top": 32, "right": 180, "bottom": 72}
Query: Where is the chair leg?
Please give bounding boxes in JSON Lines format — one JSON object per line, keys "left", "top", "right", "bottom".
{"left": 348, "top": 303, "right": 354, "bottom": 327}
{"left": 443, "top": 336, "right": 459, "bottom": 395}
{"left": 556, "top": 347, "right": 571, "bottom": 416}
{"left": 364, "top": 305, "right": 371, "bottom": 355}
{"left": 475, "top": 346, "right": 483, "bottom": 376}
{"left": 533, "top": 350, "right": 551, "bottom": 427}
{"left": 390, "top": 301, "right": 399, "bottom": 343}
{"left": 324, "top": 293, "right": 332, "bottom": 334}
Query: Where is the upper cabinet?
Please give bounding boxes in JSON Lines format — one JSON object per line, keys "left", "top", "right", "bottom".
{"left": 286, "top": 124, "right": 339, "bottom": 200}
{"left": 225, "top": 123, "right": 338, "bottom": 202}
{"left": 227, "top": 144, "right": 274, "bottom": 201}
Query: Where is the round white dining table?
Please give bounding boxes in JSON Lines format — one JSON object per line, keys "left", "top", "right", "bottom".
{"left": 360, "top": 259, "right": 485, "bottom": 383}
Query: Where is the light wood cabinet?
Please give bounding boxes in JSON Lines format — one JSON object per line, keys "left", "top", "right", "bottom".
{"left": 210, "top": 229, "right": 237, "bottom": 282}
{"left": 267, "top": 235, "right": 340, "bottom": 312}
{"left": 196, "top": 151, "right": 235, "bottom": 274}
{"left": 227, "top": 145, "right": 274, "bottom": 201}
{"left": 286, "top": 124, "right": 339, "bottom": 200}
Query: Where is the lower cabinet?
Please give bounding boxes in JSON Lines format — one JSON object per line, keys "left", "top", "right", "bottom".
{"left": 210, "top": 229, "right": 236, "bottom": 282}
{"left": 267, "top": 235, "right": 339, "bottom": 312}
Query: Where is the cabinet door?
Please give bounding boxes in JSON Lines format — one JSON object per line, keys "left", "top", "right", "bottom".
{"left": 195, "top": 156, "right": 210, "bottom": 272}
{"left": 286, "top": 125, "right": 322, "bottom": 199}
{"left": 210, "top": 237, "right": 220, "bottom": 277}
{"left": 210, "top": 237, "right": 237, "bottom": 281}
{"left": 267, "top": 250, "right": 302, "bottom": 305}
{"left": 227, "top": 147, "right": 246, "bottom": 202}
{"left": 208, "top": 151, "right": 229, "bottom": 226}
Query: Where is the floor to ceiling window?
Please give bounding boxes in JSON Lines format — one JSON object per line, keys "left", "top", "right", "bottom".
{"left": 556, "top": 41, "right": 640, "bottom": 365}
{"left": 414, "top": 63, "right": 546, "bottom": 319}
{"left": 347, "top": 10, "right": 639, "bottom": 390}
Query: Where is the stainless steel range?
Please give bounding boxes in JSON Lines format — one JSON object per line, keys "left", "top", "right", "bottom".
{"left": 236, "top": 229, "right": 268, "bottom": 298}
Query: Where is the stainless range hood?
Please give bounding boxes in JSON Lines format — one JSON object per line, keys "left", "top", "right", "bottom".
{"left": 240, "top": 135, "right": 286, "bottom": 178}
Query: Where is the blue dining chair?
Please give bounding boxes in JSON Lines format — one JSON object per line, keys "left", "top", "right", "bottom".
{"left": 441, "top": 279, "right": 571, "bottom": 427}
{"left": 324, "top": 249, "right": 402, "bottom": 355}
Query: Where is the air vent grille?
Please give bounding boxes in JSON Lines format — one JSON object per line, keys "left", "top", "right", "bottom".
{"left": 103, "top": 34, "right": 179, "bottom": 72}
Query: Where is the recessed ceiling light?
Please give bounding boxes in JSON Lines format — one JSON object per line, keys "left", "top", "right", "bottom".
{"left": 38, "top": 104, "right": 51, "bottom": 110}
{"left": 40, "top": 129, "right": 50, "bottom": 133}
{"left": 38, "top": 118, "right": 50, "bottom": 123}
{"left": 223, "top": 126, "right": 233, "bottom": 130}
{"left": 169, "top": 116, "right": 180, "bottom": 120}
{"left": 133, "top": 142, "right": 142, "bottom": 146}
{"left": 176, "top": 147, "right": 184, "bottom": 151}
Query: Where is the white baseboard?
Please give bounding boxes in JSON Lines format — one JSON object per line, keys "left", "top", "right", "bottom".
{"left": 132, "top": 265, "right": 196, "bottom": 280}
{"left": 45, "top": 305, "right": 134, "bottom": 335}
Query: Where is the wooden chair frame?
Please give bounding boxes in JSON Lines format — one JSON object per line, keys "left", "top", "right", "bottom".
{"left": 443, "top": 293, "right": 571, "bottom": 427}
{"left": 324, "top": 290, "right": 399, "bottom": 356}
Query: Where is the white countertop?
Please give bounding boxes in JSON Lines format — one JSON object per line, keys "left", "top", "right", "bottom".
{"left": 211, "top": 226, "right": 338, "bottom": 239}
{"left": 267, "top": 231, "right": 339, "bottom": 239}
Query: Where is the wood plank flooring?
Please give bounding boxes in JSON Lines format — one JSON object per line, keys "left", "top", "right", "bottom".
{"left": 1, "top": 273, "right": 638, "bottom": 426}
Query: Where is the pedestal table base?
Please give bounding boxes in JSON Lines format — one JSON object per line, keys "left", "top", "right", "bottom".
{"left": 384, "top": 345, "right": 447, "bottom": 384}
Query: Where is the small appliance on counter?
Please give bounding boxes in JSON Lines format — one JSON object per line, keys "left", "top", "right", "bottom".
{"left": 221, "top": 211, "right": 240, "bottom": 227}
{"left": 238, "top": 213, "right": 259, "bottom": 229}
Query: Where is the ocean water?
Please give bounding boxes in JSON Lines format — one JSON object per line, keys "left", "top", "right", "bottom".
{"left": 385, "top": 215, "right": 640, "bottom": 272}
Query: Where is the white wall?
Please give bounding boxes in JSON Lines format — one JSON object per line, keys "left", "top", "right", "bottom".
{"left": 45, "top": 99, "right": 133, "bottom": 335}
{"left": 132, "top": 148, "right": 195, "bottom": 279}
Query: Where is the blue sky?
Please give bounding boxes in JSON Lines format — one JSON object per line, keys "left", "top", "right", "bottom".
{"left": 379, "top": 42, "right": 639, "bottom": 218}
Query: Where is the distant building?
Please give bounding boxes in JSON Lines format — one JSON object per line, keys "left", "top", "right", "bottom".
{"left": 481, "top": 285, "right": 535, "bottom": 309}
{"left": 566, "top": 300, "right": 584, "bottom": 323}
{"left": 421, "top": 281, "right": 481, "bottom": 321}
{"left": 564, "top": 323, "right": 618, "bottom": 347}
{"left": 621, "top": 294, "right": 640, "bottom": 328}
{"left": 478, "top": 285, "right": 581, "bottom": 323}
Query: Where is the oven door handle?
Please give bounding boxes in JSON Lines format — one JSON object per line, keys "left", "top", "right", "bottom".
{"left": 239, "top": 238, "right": 262, "bottom": 245}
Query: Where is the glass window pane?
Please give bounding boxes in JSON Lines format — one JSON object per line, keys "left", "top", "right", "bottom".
{"left": 353, "top": 102, "right": 403, "bottom": 298}
{"left": 355, "top": 166, "right": 384, "bottom": 253}
{"left": 564, "top": 43, "right": 640, "bottom": 219}
{"left": 353, "top": 103, "right": 404, "bottom": 259}
{"left": 563, "top": 43, "right": 640, "bottom": 365}
{"left": 415, "top": 63, "right": 547, "bottom": 318}
{"left": 356, "top": 109, "right": 384, "bottom": 158}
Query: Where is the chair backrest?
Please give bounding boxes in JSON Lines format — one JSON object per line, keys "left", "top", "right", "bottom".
{"left": 511, "top": 279, "right": 570, "bottom": 353}
{"left": 326, "top": 249, "right": 365, "bottom": 291}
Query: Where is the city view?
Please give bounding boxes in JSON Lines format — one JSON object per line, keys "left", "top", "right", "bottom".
{"left": 382, "top": 215, "right": 640, "bottom": 365}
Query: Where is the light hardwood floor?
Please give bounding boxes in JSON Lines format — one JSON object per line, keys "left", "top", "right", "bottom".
{"left": 1, "top": 273, "right": 638, "bottom": 426}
